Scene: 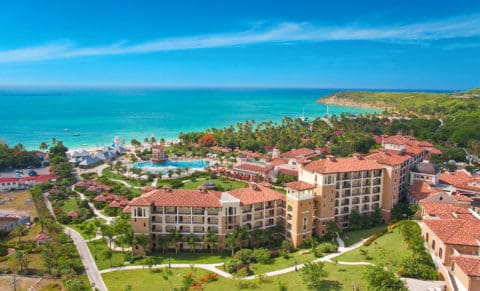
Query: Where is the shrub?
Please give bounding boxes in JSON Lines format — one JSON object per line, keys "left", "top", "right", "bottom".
{"left": 269, "top": 249, "right": 280, "bottom": 258}
{"left": 253, "top": 248, "right": 272, "bottom": 264}
{"left": 363, "top": 228, "right": 387, "bottom": 246}
{"left": 314, "top": 242, "right": 338, "bottom": 257}
{"left": 224, "top": 260, "right": 239, "bottom": 274}
{"left": 234, "top": 249, "right": 254, "bottom": 264}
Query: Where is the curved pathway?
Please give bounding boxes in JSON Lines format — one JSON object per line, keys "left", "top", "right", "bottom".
{"left": 43, "top": 192, "right": 108, "bottom": 291}
{"left": 100, "top": 238, "right": 369, "bottom": 281}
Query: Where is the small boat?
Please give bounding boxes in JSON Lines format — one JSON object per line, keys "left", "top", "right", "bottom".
{"left": 72, "top": 132, "right": 80, "bottom": 136}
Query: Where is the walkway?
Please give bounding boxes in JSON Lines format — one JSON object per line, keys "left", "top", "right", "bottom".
{"left": 100, "top": 238, "right": 370, "bottom": 280}
{"left": 73, "top": 188, "right": 114, "bottom": 224}
{"left": 42, "top": 192, "right": 108, "bottom": 290}
{"left": 109, "top": 178, "right": 143, "bottom": 189}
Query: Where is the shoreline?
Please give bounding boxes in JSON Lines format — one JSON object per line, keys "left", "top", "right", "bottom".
{"left": 317, "top": 95, "right": 387, "bottom": 110}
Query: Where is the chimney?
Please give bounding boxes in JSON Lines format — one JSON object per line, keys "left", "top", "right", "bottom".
{"left": 326, "top": 155, "right": 336, "bottom": 161}
{"left": 353, "top": 153, "right": 363, "bottom": 160}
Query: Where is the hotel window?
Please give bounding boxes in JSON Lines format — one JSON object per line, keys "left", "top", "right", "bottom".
{"left": 303, "top": 217, "right": 307, "bottom": 231}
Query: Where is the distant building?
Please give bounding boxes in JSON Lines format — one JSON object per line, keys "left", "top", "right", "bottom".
{"left": 151, "top": 145, "right": 167, "bottom": 164}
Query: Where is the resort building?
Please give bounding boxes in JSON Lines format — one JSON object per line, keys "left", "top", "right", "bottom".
{"left": 420, "top": 199, "right": 480, "bottom": 291}
{"left": 0, "top": 175, "right": 57, "bottom": 193}
{"left": 284, "top": 154, "right": 385, "bottom": 247}
{"left": 128, "top": 183, "right": 285, "bottom": 253}
{"left": 151, "top": 145, "right": 167, "bottom": 163}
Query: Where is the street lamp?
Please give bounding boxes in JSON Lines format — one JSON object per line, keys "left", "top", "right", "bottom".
{"left": 168, "top": 257, "right": 172, "bottom": 269}
{"left": 294, "top": 260, "right": 298, "bottom": 272}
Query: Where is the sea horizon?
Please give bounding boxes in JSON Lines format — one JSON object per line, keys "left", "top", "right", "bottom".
{"left": 0, "top": 87, "right": 452, "bottom": 151}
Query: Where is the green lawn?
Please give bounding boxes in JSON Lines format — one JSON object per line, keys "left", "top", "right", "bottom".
{"left": 335, "top": 227, "right": 410, "bottom": 271}
{"left": 150, "top": 250, "right": 232, "bottom": 264}
{"left": 87, "top": 239, "right": 127, "bottom": 270}
{"left": 58, "top": 198, "right": 80, "bottom": 213}
{"left": 67, "top": 223, "right": 97, "bottom": 240}
{"left": 181, "top": 178, "right": 247, "bottom": 191}
{"left": 340, "top": 225, "right": 387, "bottom": 247}
{"left": 102, "top": 262, "right": 368, "bottom": 291}
{"left": 250, "top": 250, "right": 316, "bottom": 274}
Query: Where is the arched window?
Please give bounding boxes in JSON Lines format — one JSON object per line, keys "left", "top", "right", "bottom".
{"left": 287, "top": 205, "right": 293, "bottom": 211}
{"left": 432, "top": 240, "right": 436, "bottom": 250}
{"left": 439, "top": 248, "right": 443, "bottom": 258}
{"left": 426, "top": 233, "right": 429, "bottom": 242}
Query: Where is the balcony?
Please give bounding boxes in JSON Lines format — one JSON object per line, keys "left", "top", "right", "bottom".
{"left": 242, "top": 215, "right": 252, "bottom": 222}
{"left": 207, "top": 226, "right": 218, "bottom": 233}
{"left": 178, "top": 216, "right": 191, "bottom": 224}
{"left": 193, "top": 226, "right": 204, "bottom": 233}
{"left": 207, "top": 208, "right": 220, "bottom": 215}
{"left": 192, "top": 218, "right": 204, "bottom": 224}
{"left": 178, "top": 207, "right": 191, "bottom": 215}
{"left": 372, "top": 195, "right": 380, "bottom": 202}
{"left": 165, "top": 216, "right": 177, "bottom": 224}
{"left": 254, "top": 213, "right": 264, "bottom": 220}
{"left": 165, "top": 225, "right": 176, "bottom": 232}
{"left": 207, "top": 218, "right": 218, "bottom": 224}
{"left": 192, "top": 208, "right": 205, "bottom": 215}
{"left": 165, "top": 207, "right": 176, "bottom": 214}
{"left": 179, "top": 226, "right": 190, "bottom": 233}
{"left": 265, "top": 203, "right": 274, "bottom": 209}
{"left": 152, "top": 207, "right": 163, "bottom": 214}
{"left": 242, "top": 206, "right": 252, "bottom": 213}
{"left": 352, "top": 199, "right": 360, "bottom": 205}
{"left": 343, "top": 182, "right": 351, "bottom": 188}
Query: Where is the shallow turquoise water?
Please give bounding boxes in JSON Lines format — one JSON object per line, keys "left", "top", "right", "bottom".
{"left": 0, "top": 87, "right": 376, "bottom": 150}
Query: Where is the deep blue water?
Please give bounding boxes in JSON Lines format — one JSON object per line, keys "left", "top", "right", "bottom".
{"left": 0, "top": 87, "right": 378, "bottom": 150}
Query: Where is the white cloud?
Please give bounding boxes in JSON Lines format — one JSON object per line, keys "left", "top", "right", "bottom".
{"left": 1, "top": 13, "right": 479, "bottom": 63}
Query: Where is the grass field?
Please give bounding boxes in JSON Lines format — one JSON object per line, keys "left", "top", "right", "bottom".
{"left": 102, "top": 262, "right": 368, "bottom": 291}
{"left": 87, "top": 239, "right": 127, "bottom": 270}
{"left": 249, "top": 250, "right": 316, "bottom": 274}
{"left": 57, "top": 198, "right": 80, "bottom": 213}
{"left": 0, "top": 190, "right": 39, "bottom": 218}
{"left": 340, "top": 225, "right": 387, "bottom": 247}
{"left": 335, "top": 227, "right": 410, "bottom": 271}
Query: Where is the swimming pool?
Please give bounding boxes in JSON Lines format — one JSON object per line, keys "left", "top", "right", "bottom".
{"left": 133, "top": 160, "right": 209, "bottom": 171}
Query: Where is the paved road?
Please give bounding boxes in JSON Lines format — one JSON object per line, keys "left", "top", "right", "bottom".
{"left": 65, "top": 226, "right": 108, "bottom": 291}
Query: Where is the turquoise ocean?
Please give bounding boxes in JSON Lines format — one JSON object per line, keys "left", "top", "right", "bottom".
{"left": 0, "top": 88, "right": 377, "bottom": 150}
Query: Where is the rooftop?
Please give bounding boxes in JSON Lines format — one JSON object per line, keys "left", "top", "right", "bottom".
{"left": 225, "top": 184, "right": 285, "bottom": 205}
{"left": 281, "top": 148, "right": 317, "bottom": 159}
{"left": 286, "top": 181, "right": 315, "bottom": 191}
{"left": 303, "top": 156, "right": 383, "bottom": 174}
{"left": 423, "top": 217, "right": 480, "bottom": 246}
{"left": 451, "top": 255, "right": 480, "bottom": 276}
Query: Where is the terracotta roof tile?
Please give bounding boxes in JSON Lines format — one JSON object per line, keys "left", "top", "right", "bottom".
{"left": 366, "top": 151, "right": 410, "bottom": 166}
{"left": 439, "top": 170, "right": 472, "bottom": 186}
{"left": 228, "top": 184, "right": 285, "bottom": 205}
{"left": 233, "top": 163, "right": 270, "bottom": 174}
{"left": 129, "top": 189, "right": 223, "bottom": 207}
{"left": 282, "top": 148, "right": 317, "bottom": 159}
{"left": 423, "top": 218, "right": 480, "bottom": 246}
{"left": 270, "top": 158, "right": 288, "bottom": 167}
{"left": 303, "top": 156, "right": 383, "bottom": 174}
{"left": 451, "top": 255, "right": 480, "bottom": 276}
{"left": 286, "top": 181, "right": 315, "bottom": 191}
{"left": 408, "top": 181, "right": 443, "bottom": 201}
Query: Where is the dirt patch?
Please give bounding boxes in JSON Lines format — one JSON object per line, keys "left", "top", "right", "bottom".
{"left": 0, "top": 191, "right": 39, "bottom": 218}
{"left": 0, "top": 276, "right": 63, "bottom": 290}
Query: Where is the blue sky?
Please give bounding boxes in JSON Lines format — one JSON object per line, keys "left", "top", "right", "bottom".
{"left": 0, "top": 0, "right": 479, "bottom": 90}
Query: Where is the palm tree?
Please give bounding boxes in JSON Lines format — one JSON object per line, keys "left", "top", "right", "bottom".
{"left": 103, "top": 249, "right": 113, "bottom": 268}
{"left": 167, "top": 169, "right": 174, "bottom": 178}
{"left": 37, "top": 217, "right": 48, "bottom": 233}
{"left": 168, "top": 229, "right": 182, "bottom": 254}
{"left": 225, "top": 233, "right": 240, "bottom": 257}
{"left": 12, "top": 225, "right": 29, "bottom": 242}
{"left": 150, "top": 136, "right": 157, "bottom": 145}
{"left": 39, "top": 142, "right": 48, "bottom": 152}
{"left": 101, "top": 224, "right": 115, "bottom": 248}
{"left": 175, "top": 168, "right": 182, "bottom": 177}
{"left": 51, "top": 137, "right": 56, "bottom": 146}
{"left": 204, "top": 230, "right": 218, "bottom": 254}
{"left": 187, "top": 234, "right": 197, "bottom": 253}
{"left": 11, "top": 250, "right": 29, "bottom": 273}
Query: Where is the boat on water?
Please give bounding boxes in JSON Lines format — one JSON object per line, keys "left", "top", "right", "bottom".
{"left": 72, "top": 132, "right": 80, "bottom": 136}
